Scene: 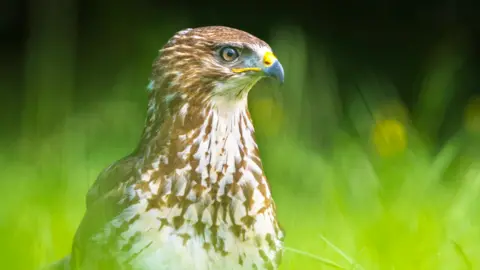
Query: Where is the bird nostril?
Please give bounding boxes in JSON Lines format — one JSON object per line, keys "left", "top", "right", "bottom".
{"left": 263, "top": 52, "right": 276, "bottom": 67}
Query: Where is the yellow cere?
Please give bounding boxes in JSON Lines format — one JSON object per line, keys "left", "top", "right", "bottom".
{"left": 231, "top": 52, "right": 277, "bottom": 73}
{"left": 263, "top": 51, "right": 277, "bottom": 67}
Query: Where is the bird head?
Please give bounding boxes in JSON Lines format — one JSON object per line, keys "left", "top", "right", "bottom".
{"left": 150, "top": 26, "right": 284, "bottom": 108}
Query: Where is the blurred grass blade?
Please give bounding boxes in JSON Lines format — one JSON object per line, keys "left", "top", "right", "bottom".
{"left": 284, "top": 247, "right": 347, "bottom": 269}
{"left": 451, "top": 240, "right": 473, "bottom": 270}
{"left": 319, "top": 234, "right": 365, "bottom": 270}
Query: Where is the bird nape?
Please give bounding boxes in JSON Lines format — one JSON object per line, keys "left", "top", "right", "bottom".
{"left": 46, "top": 26, "right": 285, "bottom": 270}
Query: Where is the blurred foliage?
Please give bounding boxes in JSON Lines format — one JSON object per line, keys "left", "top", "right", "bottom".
{"left": 2, "top": 2, "right": 480, "bottom": 270}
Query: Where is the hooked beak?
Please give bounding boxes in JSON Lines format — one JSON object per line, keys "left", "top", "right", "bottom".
{"left": 262, "top": 51, "right": 284, "bottom": 84}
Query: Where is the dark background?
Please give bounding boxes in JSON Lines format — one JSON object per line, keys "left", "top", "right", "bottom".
{"left": 1, "top": 0, "right": 479, "bottom": 144}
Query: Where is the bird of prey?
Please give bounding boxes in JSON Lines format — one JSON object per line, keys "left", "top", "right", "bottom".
{"left": 50, "top": 26, "right": 285, "bottom": 270}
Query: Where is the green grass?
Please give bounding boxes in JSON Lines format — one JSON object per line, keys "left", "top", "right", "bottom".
{"left": 2, "top": 20, "right": 480, "bottom": 270}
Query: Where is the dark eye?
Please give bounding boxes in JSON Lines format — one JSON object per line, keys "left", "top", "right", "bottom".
{"left": 220, "top": 46, "right": 240, "bottom": 62}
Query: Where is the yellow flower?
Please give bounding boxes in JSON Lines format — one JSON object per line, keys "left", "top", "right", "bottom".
{"left": 372, "top": 119, "right": 407, "bottom": 157}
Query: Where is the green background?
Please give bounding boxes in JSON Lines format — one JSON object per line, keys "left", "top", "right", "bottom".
{"left": 1, "top": 1, "right": 480, "bottom": 269}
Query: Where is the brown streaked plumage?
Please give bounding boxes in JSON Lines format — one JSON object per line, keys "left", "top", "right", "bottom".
{"left": 49, "top": 26, "right": 285, "bottom": 270}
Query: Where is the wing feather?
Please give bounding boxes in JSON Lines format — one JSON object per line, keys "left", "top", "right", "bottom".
{"left": 70, "top": 155, "right": 138, "bottom": 269}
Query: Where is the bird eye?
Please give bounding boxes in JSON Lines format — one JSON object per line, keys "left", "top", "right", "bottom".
{"left": 219, "top": 47, "right": 240, "bottom": 62}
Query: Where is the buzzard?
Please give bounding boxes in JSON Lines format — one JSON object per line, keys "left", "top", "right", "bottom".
{"left": 50, "top": 26, "right": 285, "bottom": 270}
